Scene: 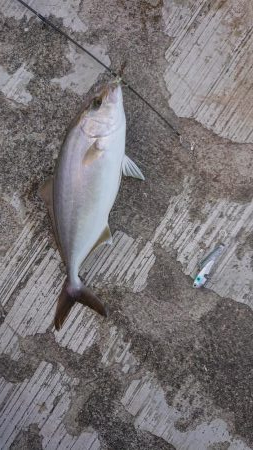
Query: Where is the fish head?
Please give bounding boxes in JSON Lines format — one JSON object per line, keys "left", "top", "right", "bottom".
{"left": 92, "top": 81, "right": 124, "bottom": 117}
{"left": 79, "top": 80, "right": 125, "bottom": 137}
{"left": 193, "top": 274, "right": 206, "bottom": 288}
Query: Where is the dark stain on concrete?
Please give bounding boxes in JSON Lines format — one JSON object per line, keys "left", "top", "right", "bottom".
{"left": 208, "top": 443, "right": 230, "bottom": 450}
{"left": 195, "top": 300, "right": 253, "bottom": 443}
{"left": 0, "top": 16, "right": 71, "bottom": 77}
{"left": 116, "top": 0, "right": 164, "bottom": 32}
{"left": 0, "top": 353, "right": 38, "bottom": 383}
{"left": 10, "top": 424, "right": 43, "bottom": 450}
{"left": 79, "top": 399, "right": 176, "bottom": 450}
{"left": 182, "top": 120, "right": 253, "bottom": 220}
{"left": 236, "top": 229, "right": 253, "bottom": 261}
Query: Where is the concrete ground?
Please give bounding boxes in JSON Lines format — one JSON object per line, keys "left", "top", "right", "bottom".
{"left": 0, "top": 0, "right": 253, "bottom": 449}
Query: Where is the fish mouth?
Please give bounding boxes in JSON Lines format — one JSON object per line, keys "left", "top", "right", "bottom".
{"left": 101, "top": 82, "right": 121, "bottom": 103}
{"left": 97, "top": 77, "right": 121, "bottom": 95}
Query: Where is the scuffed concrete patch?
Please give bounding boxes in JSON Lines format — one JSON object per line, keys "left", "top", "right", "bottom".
{"left": 0, "top": 0, "right": 87, "bottom": 32}
{"left": 163, "top": 0, "right": 253, "bottom": 143}
{"left": 0, "top": 63, "right": 33, "bottom": 104}
{"left": 2, "top": 192, "right": 27, "bottom": 223}
{"left": 122, "top": 375, "right": 250, "bottom": 450}
{"left": 51, "top": 44, "right": 110, "bottom": 95}
{"left": 0, "top": 358, "right": 100, "bottom": 449}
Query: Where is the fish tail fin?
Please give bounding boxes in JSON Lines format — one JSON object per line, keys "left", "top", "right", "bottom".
{"left": 54, "top": 279, "right": 108, "bottom": 331}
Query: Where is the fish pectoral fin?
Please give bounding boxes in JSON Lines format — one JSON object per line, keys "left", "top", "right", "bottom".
{"left": 91, "top": 225, "right": 113, "bottom": 253}
{"left": 122, "top": 155, "right": 145, "bottom": 180}
{"left": 82, "top": 141, "right": 103, "bottom": 166}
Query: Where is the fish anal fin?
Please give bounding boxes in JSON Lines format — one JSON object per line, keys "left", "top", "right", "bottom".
{"left": 122, "top": 155, "right": 145, "bottom": 180}
{"left": 82, "top": 142, "right": 103, "bottom": 166}
{"left": 91, "top": 225, "right": 113, "bottom": 253}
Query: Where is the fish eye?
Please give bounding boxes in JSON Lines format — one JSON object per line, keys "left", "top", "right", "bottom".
{"left": 93, "top": 97, "right": 102, "bottom": 108}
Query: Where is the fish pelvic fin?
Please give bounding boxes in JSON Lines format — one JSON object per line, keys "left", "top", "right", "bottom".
{"left": 54, "top": 279, "right": 108, "bottom": 331}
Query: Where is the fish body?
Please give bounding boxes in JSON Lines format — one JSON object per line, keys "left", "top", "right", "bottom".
{"left": 40, "top": 81, "right": 144, "bottom": 329}
{"left": 54, "top": 85, "right": 125, "bottom": 287}
{"left": 193, "top": 243, "right": 225, "bottom": 288}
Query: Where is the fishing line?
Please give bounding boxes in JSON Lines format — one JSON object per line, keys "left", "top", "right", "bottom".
{"left": 15, "top": 0, "right": 184, "bottom": 142}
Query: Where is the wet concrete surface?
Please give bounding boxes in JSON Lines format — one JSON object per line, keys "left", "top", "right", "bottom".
{"left": 0, "top": 0, "right": 253, "bottom": 449}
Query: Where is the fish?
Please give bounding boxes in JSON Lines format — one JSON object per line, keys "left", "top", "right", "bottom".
{"left": 193, "top": 243, "right": 225, "bottom": 288}
{"left": 40, "top": 80, "right": 144, "bottom": 330}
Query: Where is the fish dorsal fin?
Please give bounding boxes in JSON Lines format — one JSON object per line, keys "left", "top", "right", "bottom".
{"left": 38, "top": 177, "right": 65, "bottom": 261}
{"left": 91, "top": 225, "right": 113, "bottom": 253}
{"left": 39, "top": 177, "right": 53, "bottom": 211}
{"left": 122, "top": 155, "right": 145, "bottom": 180}
{"left": 82, "top": 141, "right": 103, "bottom": 167}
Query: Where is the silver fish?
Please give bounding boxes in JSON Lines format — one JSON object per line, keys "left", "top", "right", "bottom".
{"left": 40, "top": 81, "right": 144, "bottom": 330}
